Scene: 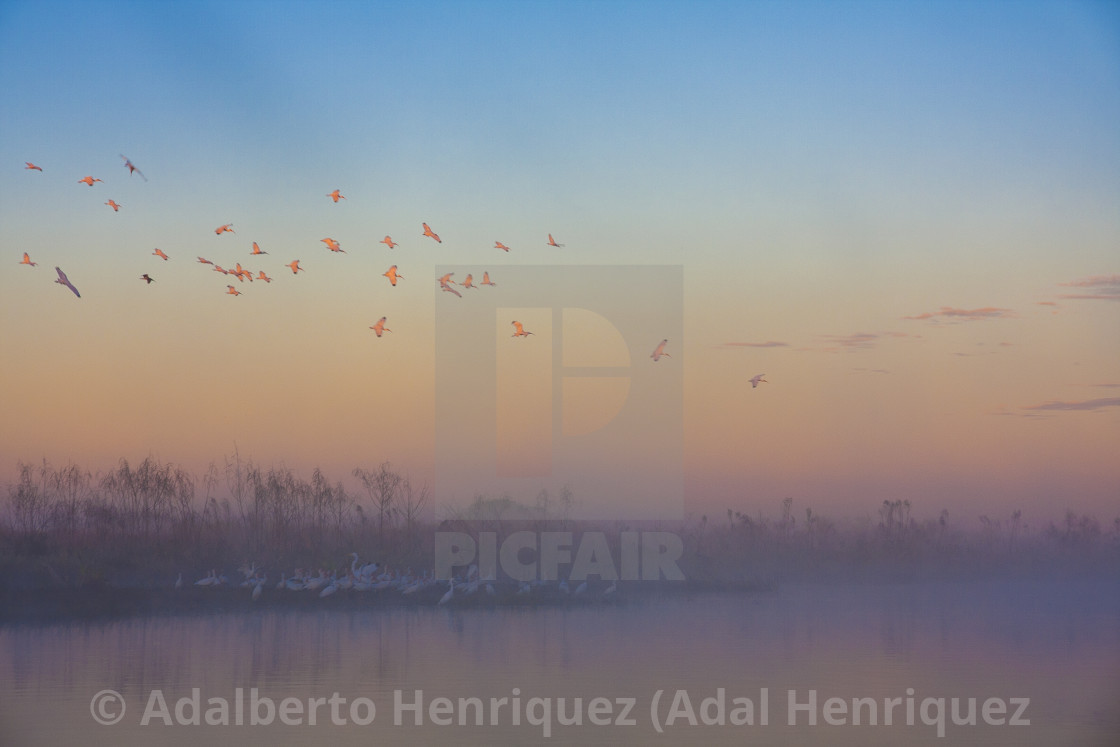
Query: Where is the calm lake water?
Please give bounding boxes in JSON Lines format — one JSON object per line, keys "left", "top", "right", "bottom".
{"left": 1, "top": 579, "right": 1117, "bottom": 746}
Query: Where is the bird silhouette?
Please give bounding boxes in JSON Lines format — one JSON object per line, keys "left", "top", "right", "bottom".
{"left": 55, "top": 267, "right": 80, "bottom": 298}
{"left": 120, "top": 155, "right": 147, "bottom": 181}
{"left": 370, "top": 317, "right": 391, "bottom": 337}
{"left": 651, "top": 339, "right": 670, "bottom": 361}
{"left": 141, "top": 273, "right": 155, "bottom": 284}
{"left": 749, "top": 374, "right": 768, "bottom": 388}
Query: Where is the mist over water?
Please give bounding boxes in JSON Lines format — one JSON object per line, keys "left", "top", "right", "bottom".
{"left": 2, "top": 579, "right": 1116, "bottom": 746}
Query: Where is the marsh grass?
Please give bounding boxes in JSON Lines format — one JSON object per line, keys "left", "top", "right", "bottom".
{"left": 2, "top": 457, "right": 1117, "bottom": 593}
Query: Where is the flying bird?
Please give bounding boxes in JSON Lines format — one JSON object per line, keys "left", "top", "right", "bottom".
{"left": 381, "top": 236, "right": 398, "bottom": 249}
{"left": 437, "top": 272, "right": 456, "bottom": 287}
{"left": 213, "top": 264, "right": 229, "bottom": 275}
{"left": 105, "top": 199, "right": 121, "bottom": 212}
{"left": 19, "top": 253, "right": 37, "bottom": 267}
{"left": 495, "top": 241, "right": 510, "bottom": 252}
{"left": 546, "top": 233, "right": 564, "bottom": 248}
{"left": 197, "top": 256, "right": 213, "bottom": 265}
{"left": 120, "top": 155, "right": 147, "bottom": 181}
{"left": 749, "top": 374, "right": 768, "bottom": 388}
{"left": 78, "top": 176, "right": 102, "bottom": 187}
{"left": 153, "top": 248, "right": 169, "bottom": 261}
{"left": 250, "top": 241, "right": 267, "bottom": 255}
{"left": 383, "top": 265, "right": 403, "bottom": 286}
{"left": 651, "top": 339, "right": 670, "bottom": 361}
{"left": 140, "top": 273, "right": 154, "bottom": 284}
{"left": 215, "top": 224, "right": 234, "bottom": 235}
{"left": 441, "top": 284, "right": 462, "bottom": 298}
{"left": 327, "top": 189, "right": 345, "bottom": 203}
{"left": 257, "top": 271, "right": 272, "bottom": 283}
{"left": 54, "top": 267, "right": 80, "bottom": 298}
{"left": 480, "top": 271, "right": 495, "bottom": 286}
{"left": 287, "top": 260, "right": 304, "bottom": 274}
{"left": 511, "top": 321, "right": 533, "bottom": 337}
{"left": 461, "top": 274, "right": 477, "bottom": 289}
{"left": 422, "top": 222, "right": 441, "bottom": 243}
{"left": 226, "top": 285, "right": 241, "bottom": 296}
{"left": 24, "top": 162, "right": 42, "bottom": 171}
{"left": 321, "top": 237, "right": 344, "bottom": 252}
{"left": 370, "top": 317, "right": 391, "bottom": 337}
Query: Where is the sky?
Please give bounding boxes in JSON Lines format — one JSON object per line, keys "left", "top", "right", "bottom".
{"left": 1, "top": 0, "right": 1117, "bottom": 523}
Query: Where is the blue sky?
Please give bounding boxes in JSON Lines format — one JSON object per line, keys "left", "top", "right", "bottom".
{"left": 1, "top": 0, "right": 1117, "bottom": 520}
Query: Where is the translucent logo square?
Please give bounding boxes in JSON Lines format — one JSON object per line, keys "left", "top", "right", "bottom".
{"left": 435, "top": 265, "right": 683, "bottom": 520}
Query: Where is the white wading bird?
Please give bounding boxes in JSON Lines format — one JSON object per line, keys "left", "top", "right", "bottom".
{"left": 55, "top": 267, "right": 80, "bottom": 297}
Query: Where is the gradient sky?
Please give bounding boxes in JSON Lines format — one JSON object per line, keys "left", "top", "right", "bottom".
{"left": 1, "top": 0, "right": 1117, "bottom": 522}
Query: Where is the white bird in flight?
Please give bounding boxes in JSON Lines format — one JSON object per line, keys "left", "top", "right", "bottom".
{"left": 651, "top": 339, "right": 670, "bottom": 361}
{"left": 55, "top": 267, "right": 80, "bottom": 298}
{"left": 749, "top": 374, "right": 768, "bottom": 388}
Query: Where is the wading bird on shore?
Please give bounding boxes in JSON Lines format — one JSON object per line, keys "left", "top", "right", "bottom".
{"left": 381, "top": 236, "right": 398, "bottom": 249}
{"left": 370, "top": 317, "right": 390, "bottom": 337}
{"left": 749, "top": 374, "right": 768, "bottom": 388}
{"left": 422, "top": 222, "right": 441, "bottom": 243}
{"left": 105, "top": 199, "right": 121, "bottom": 212}
{"left": 287, "top": 260, "right": 304, "bottom": 274}
{"left": 78, "top": 176, "right": 102, "bottom": 186}
{"left": 20, "top": 253, "right": 37, "bottom": 267}
{"left": 383, "top": 265, "right": 402, "bottom": 286}
{"left": 55, "top": 267, "right": 80, "bottom": 297}
{"left": 651, "top": 339, "right": 670, "bottom": 362}
{"left": 547, "top": 233, "right": 564, "bottom": 248}
{"left": 25, "top": 162, "right": 42, "bottom": 171}
{"left": 327, "top": 189, "right": 345, "bottom": 203}
{"left": 215, "top": 223, "right": 234, "bottom": 235}
{"left": 153, "top": 248, "right": 169, "bottom": 261}
{"left": 141, "top": 273, "right": 154, "bottom": 284}
{"left": 511, "top": 321, "right": 533, "bottom": 337}
{"left": 120, "top": 155, "right": 147, "bottom": 181}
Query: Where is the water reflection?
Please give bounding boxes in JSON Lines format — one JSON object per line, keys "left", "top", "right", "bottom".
{"left": 1, "top": 579, "right": 1117, "bottom": 746}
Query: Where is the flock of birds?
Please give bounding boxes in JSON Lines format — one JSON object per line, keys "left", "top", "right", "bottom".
{"left": 15, "top": 155, "right": 766, "bottom": 372}
{"left": 179, "top": 554, "right": 618, "bottom": 606}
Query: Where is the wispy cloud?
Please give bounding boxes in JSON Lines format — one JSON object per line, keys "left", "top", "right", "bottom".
{"left": 717, "top": 341, "right": 789, "bottom": 349}
{"left": 1058, "top": 274, "right": 1120, "bottom": 302}
{"left": 818, "top": 332, "right": 880, "bottom": 351}
{"left": 1022, "top": 397, "right": 1120, "bottom": 412}
{"left": 904, "top": 306, "right": 1014, "bottom": 322}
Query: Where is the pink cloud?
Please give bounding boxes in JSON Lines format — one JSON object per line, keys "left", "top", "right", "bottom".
{"left": 1058, "top": 274, "right": 1120, "bottom": 301}
{"left": 904, "top": 306, "right": 1014, "bottom": 322}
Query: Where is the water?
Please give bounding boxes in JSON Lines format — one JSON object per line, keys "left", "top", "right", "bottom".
{"left": 1, "top": 579, "right": 1117, "bottom": 746}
